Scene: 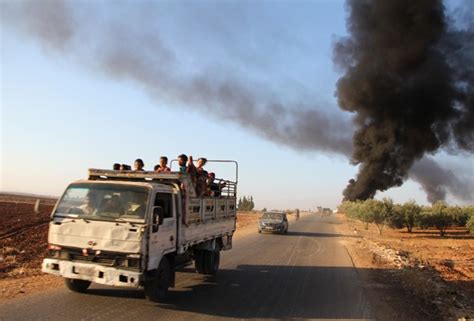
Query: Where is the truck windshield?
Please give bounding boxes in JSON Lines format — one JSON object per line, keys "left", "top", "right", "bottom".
{"left": 262, "top": 213, "right": 284, "bottom": 220}
{"left": 54, "top": 183, "right": 149, "bottom": 222}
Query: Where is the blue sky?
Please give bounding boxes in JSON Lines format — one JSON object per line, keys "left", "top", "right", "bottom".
{"left": 1, "top": 0, "right": 472, "bottom": 210}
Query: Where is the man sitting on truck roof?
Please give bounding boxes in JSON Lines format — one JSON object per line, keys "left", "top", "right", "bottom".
{"left": 177, "top": 154, "right": 188, "bottom": 173}
{"left": 120, "top": 164, "right": 131, "bottom": 170}
{"left": 155, "top": 156, "right": 171, "bottom": 173}
{"left": 134, "top": 159, "right": 145, "bottom": 171}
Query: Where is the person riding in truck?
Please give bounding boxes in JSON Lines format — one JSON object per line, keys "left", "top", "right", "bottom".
{"left": 134, "top": 159, "right": 145, "bottom": 171}
{"left": 155, "top": 156, "right": 171, "bottom": 172}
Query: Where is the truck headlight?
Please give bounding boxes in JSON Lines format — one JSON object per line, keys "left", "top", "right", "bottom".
{"left": 116, "top": 256, "right": 140, "bottom": 269}
{"left": 48, "top": 249, "right": 69, "bottom": 260}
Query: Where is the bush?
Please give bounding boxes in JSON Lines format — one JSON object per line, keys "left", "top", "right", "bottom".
{"left": 387, "top": 204, "right": 405, "bottom": 229}
{"left": 445, "top": 206, "right": 469, "bottom": 227}
{"left": 467, "top": 215, "right": 474, "bottom": 234}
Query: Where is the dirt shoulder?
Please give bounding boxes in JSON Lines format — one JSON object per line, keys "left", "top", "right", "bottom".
{"left": 334, "top": 213, "right": 473, "bottom": 321}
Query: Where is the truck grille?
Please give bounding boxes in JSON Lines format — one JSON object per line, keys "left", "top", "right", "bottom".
{"left": 70, "top": 254, "right": 115, "bottom": 266}
{"left": 48, "top": 247, "right": 141, "bottom": 271}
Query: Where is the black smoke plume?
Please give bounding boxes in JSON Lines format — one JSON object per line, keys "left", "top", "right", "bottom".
{"left": 334, "top": 0, "right": 474, "bottom": 201}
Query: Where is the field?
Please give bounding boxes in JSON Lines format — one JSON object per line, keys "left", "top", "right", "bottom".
{"left": 0, "top": 194, "right": 56, "bottom": 276}
{"left": 335, "top": 213, "right": 474, "bottom": 319}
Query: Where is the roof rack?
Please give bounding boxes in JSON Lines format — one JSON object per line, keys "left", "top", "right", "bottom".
{"left": 88, "top": 169, "right": 197, "bottom": 197}
{"left": 88, "top": 169, "right": 185, "bottom": 181}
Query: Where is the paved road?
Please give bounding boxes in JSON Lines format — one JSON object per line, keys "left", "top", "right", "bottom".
{"left": 0, "top": 214, "right": 373, "bottom": 321}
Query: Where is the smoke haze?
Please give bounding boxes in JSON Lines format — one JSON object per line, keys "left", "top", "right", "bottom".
{"left": 1, "top": 0, "right": 472, "bottom": 203}
{"left": 410, "top": 157, "right": 474, "bottom": 203}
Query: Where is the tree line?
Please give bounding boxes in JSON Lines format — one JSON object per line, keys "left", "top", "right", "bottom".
{"left": 238, "top": 196, "right": 255, "bottom": 211}
{"left": 339, "top": 199, "right": 474, "bottom": 236}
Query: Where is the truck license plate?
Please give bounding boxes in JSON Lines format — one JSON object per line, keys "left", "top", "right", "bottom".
{"left": 74, "top": 265, "right": 95, "bottom": 276}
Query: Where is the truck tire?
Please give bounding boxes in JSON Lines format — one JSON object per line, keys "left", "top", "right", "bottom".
{"left": 194, "top": 250, "right": 206, "bottom": 274}
{"left": 203, "top": 251, "right": 220, "bottom": 275}
{"left": 144, "top": 257, "right": 171, "bottom": 303}
{"left": 64, "top": 278, "right": 91, "bottom": 293}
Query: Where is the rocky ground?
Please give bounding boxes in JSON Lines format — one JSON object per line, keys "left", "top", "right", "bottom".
{"left": 335, "top": 213, "right": 473, "bottom": 321}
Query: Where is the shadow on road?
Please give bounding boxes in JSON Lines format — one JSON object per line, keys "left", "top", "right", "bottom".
{"left": 81, "top": 265, "right": 372, "bottom": 319}
{"left": 284, "top": 231, "right": 362, "bottom": 238}
{"left": 77, "top": 266, "right": 469, "bottom": 321}
{"left": 86, "top": 287, "right": 144, "bottom": 300}
{"left": 159, "top": 265, "right": 373, "bottom": 319}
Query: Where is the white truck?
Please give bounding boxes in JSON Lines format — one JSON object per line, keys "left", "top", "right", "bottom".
{"left": 42, "top": 161, "right": 237, "bottom": 302}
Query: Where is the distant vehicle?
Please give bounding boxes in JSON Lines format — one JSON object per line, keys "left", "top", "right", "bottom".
{"left": 42, "top": 161, "right": 238, "bottom": 302}
{"left": 258, "top": 211, "right": 288, "bottom": 234}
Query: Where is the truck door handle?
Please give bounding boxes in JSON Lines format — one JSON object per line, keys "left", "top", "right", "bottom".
{"left": 170, "top": 236, "right": 174, "bottom": 241}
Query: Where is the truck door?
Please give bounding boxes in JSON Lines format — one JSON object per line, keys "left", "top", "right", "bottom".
{"left": 148, "top": 192, "right": 176, "bottom": 270}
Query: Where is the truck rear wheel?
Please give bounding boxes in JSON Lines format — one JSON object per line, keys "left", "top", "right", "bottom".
{"left": 194, "top": 250, "right": 206, "bottom": 274}
{"left": 64, "top": 278, "right": 91, "bottom": 293}
{"left": 203, "top": 251, "right": 220, "bottom": 275}
{"left": 144, "top": 257, "right": 171, "bottom": 303}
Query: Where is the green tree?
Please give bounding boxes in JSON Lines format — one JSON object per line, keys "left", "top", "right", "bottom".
{"left": 387, "top": 204, "right": 405, "bottom": 229}
{"left": 238, "top": 195, "right": 255, "bottom": 211}
{"left": 463, "top": 206, "right": 474, "bottom": 234}
{"left": 402, "top": 200, "right": 422, "bottom": 233}
{"left": 428, "top": 201, "right": 453, "bottom": 237}
{"left": 365, "top": 198, "right": 392, "bottom": 235}
{"left": 467, "top": 215, "right": 474, "bottom": 234}
{"left": 354, "top": 200, "right": 372, "bottom": 230}
{"left": 445, "top": 206, "right": 469, "bottom": 227}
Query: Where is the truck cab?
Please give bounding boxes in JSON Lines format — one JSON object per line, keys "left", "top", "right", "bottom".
{"left": 42, "top": 162, "right": 237, "bottom": 302}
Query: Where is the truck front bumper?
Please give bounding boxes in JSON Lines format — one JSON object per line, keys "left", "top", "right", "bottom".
{"left": 42, "top": 258, "right": 142, "bottom": 287}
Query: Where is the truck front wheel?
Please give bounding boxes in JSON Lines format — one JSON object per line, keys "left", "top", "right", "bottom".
{"left": 64, "top": 278, "right": 91, "bottom": 293}
{"left": 144, "top": 257, "right": 171, "bottom": 303}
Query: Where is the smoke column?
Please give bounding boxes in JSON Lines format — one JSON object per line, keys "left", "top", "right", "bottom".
{"left": 334, "top": 0, "right": 474, "bottom": 201}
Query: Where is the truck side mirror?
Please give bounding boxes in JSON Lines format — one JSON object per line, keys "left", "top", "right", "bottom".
{"left": 152, "top": 206, "right": 164, "bottom": 232}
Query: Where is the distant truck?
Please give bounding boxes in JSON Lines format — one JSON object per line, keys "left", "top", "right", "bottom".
{"left": 42, "top": 162, "right": 237, "bottom": 302}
